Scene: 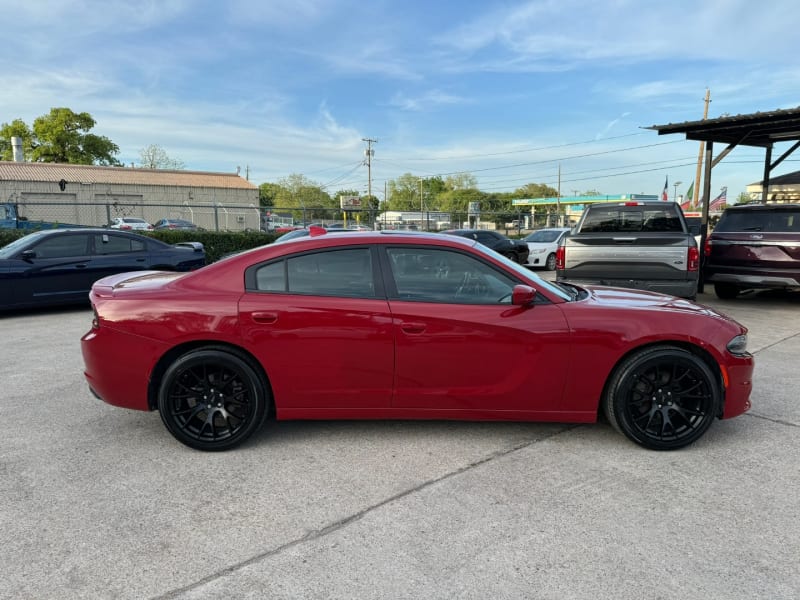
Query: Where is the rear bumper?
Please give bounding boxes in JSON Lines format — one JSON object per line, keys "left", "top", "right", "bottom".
{"left": 705, "top": 270, "right": 800, "bottom": 290}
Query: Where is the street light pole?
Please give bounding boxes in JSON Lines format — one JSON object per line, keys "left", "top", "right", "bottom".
{"left": 673, "top": 180, "right": 683, "bottom": 203}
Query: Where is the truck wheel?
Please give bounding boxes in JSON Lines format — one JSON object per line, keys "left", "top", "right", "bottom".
{"left": 714, "top": 283, "right": 740, "bottom": 299}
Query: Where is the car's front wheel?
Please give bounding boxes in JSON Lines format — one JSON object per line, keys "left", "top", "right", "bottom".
{"left": 604, "top": 346, "right": 720, "bottom": 450}
{"left": 157, "top": 347, "right": 268, "bottom": 451}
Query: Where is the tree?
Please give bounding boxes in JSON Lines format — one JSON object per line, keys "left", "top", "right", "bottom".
{"left": 274, "top": 173, "right": 334, "bottom": 221}
{"left": 387, "top": 173, "right": 424, "bottom": 210}
{"left": 31, "top": 108, "right": 120, "bottom": 165}
{"left": 444, "top": 173, "right": 478, "bottom": 191}
{"left": 138, "top": 144, "right": 185, "bottom": 169}
{"left": 258, "top": 182, "right": 284, "bottom": 208}
{"left": 0, "top": 119, "right": 34, "bottom": 161}
{"left": 513, "top": 183, "right": 559, "bottom": 198}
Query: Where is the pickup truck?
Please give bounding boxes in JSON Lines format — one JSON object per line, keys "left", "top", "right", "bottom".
{"left": 1, "top": 202, "right": 84, "bottom": 230}
{"left": 555, "top": 201, "right": 700, "bottom": 299}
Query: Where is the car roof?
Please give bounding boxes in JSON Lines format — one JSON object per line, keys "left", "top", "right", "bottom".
{"left": 725, "top": 203, "right": 799, "bottom": 211}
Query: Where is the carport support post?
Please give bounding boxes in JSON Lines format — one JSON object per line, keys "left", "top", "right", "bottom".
{"left": 762, "top": 145, "right": 773, "bottom": 202}
{"left": 698, "top": 140, "right": 714, "bottom": 294}
{"left": 105, "top": 203, "right": 111, "bottom": 225}
{"left": 213, "top": 204, "right": 220, "bottom": 232}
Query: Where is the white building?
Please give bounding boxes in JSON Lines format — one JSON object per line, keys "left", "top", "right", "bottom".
{"left": 0, "top": 161, "right": 259, "bottom": 230}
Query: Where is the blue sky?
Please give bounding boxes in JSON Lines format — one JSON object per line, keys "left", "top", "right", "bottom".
{"left": 2, "top": 0, "right": 799, "bottom": 201}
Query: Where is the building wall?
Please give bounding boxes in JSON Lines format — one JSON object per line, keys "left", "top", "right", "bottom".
{"left": 2, "top": 180, "right": 260, "bottom": 230}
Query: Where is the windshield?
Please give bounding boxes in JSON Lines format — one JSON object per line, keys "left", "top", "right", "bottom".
{"left": 471, "top": 242, "right": 571, "bottom": 301}
{"left": 0, "top": 232, "right": 42, "bottom": 258}
{"left": 524, "top": 229, "right": 564, "bottom": 243}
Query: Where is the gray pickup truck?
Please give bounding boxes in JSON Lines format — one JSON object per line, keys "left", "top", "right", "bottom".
{"left": 555, "top": 201, "right": 700, "bottom": 299}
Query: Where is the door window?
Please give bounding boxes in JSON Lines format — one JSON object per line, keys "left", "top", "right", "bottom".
{"left": 93, "top": 233, "right": 146, "bottom": 254}
{"left": 31, "top": 234, "right": 90, "bottom": 258}
{"left": 386, "top": 247, "right": 516, "bottom": 304}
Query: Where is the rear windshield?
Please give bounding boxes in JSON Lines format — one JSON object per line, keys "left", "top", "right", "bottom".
{"left": 715, "top": 208, "right": 800, "bottom": 233}
{"left": 580, "top": 206, "right": 684, "bottom": 233}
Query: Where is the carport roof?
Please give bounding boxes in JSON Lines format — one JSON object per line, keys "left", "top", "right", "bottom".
{"left": 648, "top": 106, "right": 800, "bottom": 147}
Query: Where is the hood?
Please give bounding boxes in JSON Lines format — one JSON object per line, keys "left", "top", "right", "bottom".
{"left": 583, "top": 284, "right": 734, "bottom": 320}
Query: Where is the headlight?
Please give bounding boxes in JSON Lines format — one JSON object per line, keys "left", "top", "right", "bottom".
{"left": 726, "top": 334, "right": 748, "bottom": 356}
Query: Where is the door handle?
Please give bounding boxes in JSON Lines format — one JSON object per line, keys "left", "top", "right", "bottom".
{"left": 75, "top": 264, "right": 87, "bottom": 269}
{"left": 251, "top": 311, "right": 278, "bottom": 324}
{"left": 400, "top": 322, "right": 426, "bottom": 334}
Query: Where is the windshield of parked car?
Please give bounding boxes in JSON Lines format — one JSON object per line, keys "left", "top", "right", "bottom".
{"left": 524, "top": 229, "right": 564, "bottom": 243}
{"left": 471, "top": 242, "right": 571, "bottom": 301}
{"left": 0, "top": 232, "right": 44, "bottom": 258}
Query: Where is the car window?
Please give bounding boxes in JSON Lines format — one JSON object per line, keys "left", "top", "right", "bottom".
{"left": 93, "top": 233, "right": 146, "bottom": 254}
{"left": 715, "top": 209, "right": 800, "bottom": 233}
{"left": 475, "top": 232, "right": 497, "bottom": 244}
{"left": 254, "top": 248, "right": 375, "bottom": 298}
{"left": 525, "top": 230, "right": 562, "bottom": 243}
{"left": 387, "top": 247, "right": 516, "bottom": 304}
{"left": 31, "top": 233, "right": 91, "bottom": 258}
{"left": 581, "top": 207, "right": 683, "bottom": 232}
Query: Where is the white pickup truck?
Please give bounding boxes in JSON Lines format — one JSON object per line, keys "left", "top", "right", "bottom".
{"left": 555, "top": 201, "right": 700, "bottom": 299}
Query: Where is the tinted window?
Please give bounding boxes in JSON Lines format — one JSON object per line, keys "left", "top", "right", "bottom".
{"left": 387, "top": 247, "right": 516, "bottom": 304}
{"left": 93, "top": 233, "right": 146, "bottom": 254}
{"left": 254, "top": 248, "right": 374, "bottom": 298}
{"left": 715, "top": 209, "right": 800, "bottom": 233}
{"left": 581, "top": 207, "right": 682, "bottom": 232}
{"left": 31, "top": 234, "right": 91, "bottom": 258}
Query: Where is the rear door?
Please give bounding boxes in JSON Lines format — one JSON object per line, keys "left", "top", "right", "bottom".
{"left": 238, "top": 246, "right": 395, "bottom": 413}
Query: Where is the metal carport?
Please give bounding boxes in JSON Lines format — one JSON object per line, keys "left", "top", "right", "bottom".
{"left": 648, "top": 106, "right": 800, "bottom": 292}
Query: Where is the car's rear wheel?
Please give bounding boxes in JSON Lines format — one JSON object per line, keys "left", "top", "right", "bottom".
{"left": 714, "top": 282, "right": 740, "bottom": 299}
{"left": 604, "top": 346, "right": 719, "bottom": 450}
{"left": 157, "top": 348, "right": 268, "bottom": 451}
{"left": 545, "top": 253, "right": 557, "bottom": 271}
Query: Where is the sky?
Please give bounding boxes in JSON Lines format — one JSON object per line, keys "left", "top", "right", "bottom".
{"left": 2, "top": 0, "right": 799, "bottom": 203}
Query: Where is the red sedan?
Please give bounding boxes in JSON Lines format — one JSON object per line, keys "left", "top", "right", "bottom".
{"left": 81, "top": 230, "right": 753, "bottom": 451}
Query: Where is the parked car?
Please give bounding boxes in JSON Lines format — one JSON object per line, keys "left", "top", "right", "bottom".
{"left": 0, "top": 229, "right": 205, "bottom": 310}
{"left": 704, "top": 203, "right": 800, "bottom": 299}
{"left": 442, "top": 229, "right": 530, "bottom": 264}
{"left": 109, "top": 217, "right": 153, "bottom": 231}
{"left": 81, "top": 230, "right": 752, "bottom": 452}
{"left": 153, "top": 218, "right": 200, "bottom": 231}
{"left": 523, "top": 227, "right": 571, "bottom": 270}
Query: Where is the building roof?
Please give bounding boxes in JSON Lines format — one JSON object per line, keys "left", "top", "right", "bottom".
{"left": 748, "top": 170, "right": 800, "bottom": 187}
{"left": 0, "top": 161, "right": 257, "bottom": 190}
{"left": 648, "top": 106, "right": 800, "bottom": 147}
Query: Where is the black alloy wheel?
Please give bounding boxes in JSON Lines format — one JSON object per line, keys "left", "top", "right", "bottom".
{"left": 157, "top": 348, "right": 268, "bottom": 451}
{"left": 604, "top": 346, "right": 720, "bottom": 450}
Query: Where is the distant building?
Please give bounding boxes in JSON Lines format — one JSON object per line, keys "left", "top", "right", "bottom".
{"left": 0, "top": 161, "right": 259, "bottom": 230}
{"left": 746, "top": 170, "right": 800, "bottom": 203}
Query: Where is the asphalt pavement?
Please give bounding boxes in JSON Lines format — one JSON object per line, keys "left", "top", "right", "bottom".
{"left": 1, "top": 289, "right": 798, "bottom": 600}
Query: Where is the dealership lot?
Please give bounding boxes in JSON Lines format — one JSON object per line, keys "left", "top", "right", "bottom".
{"left": 1, "top": 291, "right": 798, "bottom": 600}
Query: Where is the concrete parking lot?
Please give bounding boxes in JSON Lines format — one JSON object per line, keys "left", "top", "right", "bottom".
{"left": 1, "top": 290, "right": 798, "bottom": 600}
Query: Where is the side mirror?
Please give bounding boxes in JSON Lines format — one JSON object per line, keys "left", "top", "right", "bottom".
{"left": 21, "top": 249, "right": 37, "bottom": 261}
{"left": 511, "top": 284, "right": 536, "bottom": 307}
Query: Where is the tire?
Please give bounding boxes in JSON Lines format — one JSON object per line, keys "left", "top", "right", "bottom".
{"left": 545, "top": 253, "right": 557, "bottom": 271}
{"left": 714, "top": 282, "right": 740, "bottom": 300}
{"left": 603, "top": 346, "right": 720, "bottom": 450}
{"left": 157, "top": 348, "right": 268, "bottom": 451}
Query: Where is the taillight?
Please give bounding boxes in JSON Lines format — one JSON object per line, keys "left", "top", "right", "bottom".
{"left": 556, "top": 246, "right": 565, "bottom": 270}
{"left": 704, "top": 237, "right": 712, "bottom": 257}
{"left": 687, "top": 246, "right": 699, "bottom": 271}
{"left": 121, "top": 225, "right": 132, "bottom": 230}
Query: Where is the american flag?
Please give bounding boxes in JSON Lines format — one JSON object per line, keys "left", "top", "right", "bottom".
{"left": 710, "top": 187, "right": 728, "bottom": 211}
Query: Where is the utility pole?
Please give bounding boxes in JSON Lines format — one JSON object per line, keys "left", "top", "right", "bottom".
{"left": 362, "top": 138, "right": 377, "bottom": 200}
{"left": 692, "top": 89, "right": 711, "bottom": 209}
